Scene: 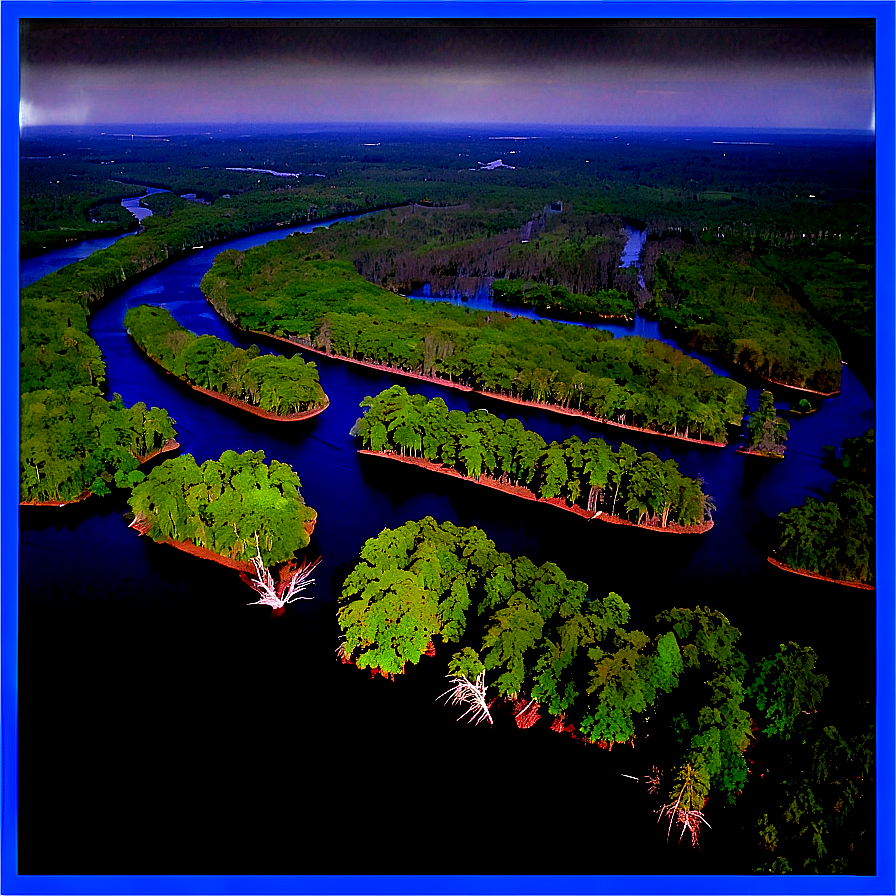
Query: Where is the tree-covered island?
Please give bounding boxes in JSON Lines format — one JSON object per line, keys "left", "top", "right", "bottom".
{"left": 352, "top": 385, "right": 714, "bottom": 532}
{"left": 127, "top": 449, "right": 317, "bottom": 571}
{"left": 337, "top": 516, "right": 834, "bottom": 849}
{"left": 201, "top": 242, "right": 748, "bottom": 445}
{"left": 124, "top": 305, "right": 328, "bottom": 419}
{"left": 737, "top": 391, "right": 790, "bottom": 459}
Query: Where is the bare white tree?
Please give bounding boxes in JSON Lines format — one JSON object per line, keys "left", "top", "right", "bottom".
{"left": 245, "top": 534, "right": 321, "bottom": 609}
{"left": 437, "top": 671, "right": 493, "bottom": 726}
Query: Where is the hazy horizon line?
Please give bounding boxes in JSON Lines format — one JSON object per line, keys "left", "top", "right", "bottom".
{"left": 20, "top": 121, "right": 875, "bottom": 135}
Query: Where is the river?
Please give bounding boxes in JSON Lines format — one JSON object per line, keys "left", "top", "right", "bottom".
{"left": 17, "top": 215, "right": 875, "bottom": 876}
{"left": 18, "top": 186, "right": 169, "bottom": 288}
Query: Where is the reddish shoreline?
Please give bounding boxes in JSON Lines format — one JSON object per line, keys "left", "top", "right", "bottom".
{"left": 130, "top": 338, "right": 329, "bottom": 421}
{"left": 359, "top": 450, "right": 714, "bottom": 535}
{"left": 128, "top": 511, "right": 317, "bottom": 574}
{"left": 656, "top": 322, "right": 841, "bottom": 397}
{"left": 735, "top": 447, "right": 785, "bottom": 460}
{"left": 212, "top": 310, "right": 727, "bottom": 447}
{"left": 128, "top": 515, "right": 257, "bottom": 573}
{"left": 20, "top": 439, "right": 181, "bottom": 507}
{"left": 757, "top": 375, "right": 841, "bottom": 398}
{"left": 767, "top": 557, "right": 874, "bottom": 590}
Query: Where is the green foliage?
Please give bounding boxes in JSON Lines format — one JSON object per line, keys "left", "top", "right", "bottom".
{"left": 339, "top": 518, "right": 821, "bottom": 820}
{"left": 774, "top": 430, "right": 874, "bottom": 584}
{"left": 354, "top": 385, "right": 714, "bottom": 527}
{"left": 127, "top": 450, "right": 316, "bottom": 566}
{"left": 124, "top": 304, "right": 327, "bottom": 413}
{"left": 646, "top": 247, "right": 842, "bottom": 393}
{"left": 338, "top": 518, "right": 501, "bottom": 672}
{"left": 747, "top": 643, "right": 829, "bottom": 739}
{"left": 746, "top": 391, "right": 790, "bottom": 454}
{"left": 202, "top": 244, "right": 746, "bottom": 443}
{"left": 755, "top": 246, "right": 873, "bottom": 382}
{"left": 20, "top": 388, "right": 176, "bottom": 503}
{"left": 745, "top": 713, "right": 874, "bottom": 874}
{"left": 492, "top": 279, "right": 633, "bottom": 320}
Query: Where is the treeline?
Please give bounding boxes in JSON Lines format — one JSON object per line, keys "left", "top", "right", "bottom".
{"left": 754, "top": 245, "right": 874, "bottom": 386}
{"left": 353, "top": 386, "right": 713, "bottom": 528}
{"left": 647, "top": 246, "right": 842, "bottom": 394}
{"left": 201, "top": 245, "right": 747, "bottom": 444}
{"left": 311, "top": 205, "right": 630, "bottom": 298}
{"left": 21, "top": 389, "right": 176, "bottom": 503}
{"left": 124, "top": 305, "right": 327, "bottom": 416}
{"left": 19, "top": 159, "right": 145, "bottom": 256}
{"left": 491, "top": 278, "right": 633, "bottom": 320}
{"left": 773, "top": 430, "right": 875, "bottom": 586}
{"left": 19, "top": 187, "right": 364, "bottom": 503}
{"left": 128, "top": 450, "right": 317, "bottom": 567}
{"left": 338, "top": 516, "right": 829, "bottom": 842}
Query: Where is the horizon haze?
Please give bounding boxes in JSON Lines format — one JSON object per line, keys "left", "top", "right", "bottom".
{"left": 19, "top": 19, "right": 876, "bottom": 132}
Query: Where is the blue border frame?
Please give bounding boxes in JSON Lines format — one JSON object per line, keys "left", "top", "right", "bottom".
{"left": 3, "top": 3, "right": 893, "bottom": 894}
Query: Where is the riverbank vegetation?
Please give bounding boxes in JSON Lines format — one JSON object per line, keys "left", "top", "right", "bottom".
{"left": 337, "top": 516, "right": 830, "bottom": 845}
{"left": 646, "top": 247, "right": 842, "bottom": 394}
{"left": 19, "top": 160, "right": 144, "bottom": 256}
{"left": 491, "top": 279, "right": 633, "bottom": 320}
{"left": 19, "top": 174, "right": 366, "bottom": 503}
{"left": 352, "top": 385, "right": 714, "bottom": 529}
{"left": 772, "top": 430, "right": 874, "bottom": 586}
{"left": 20, "top": 389, "right": 177, "bottom": 503}
{"left": 202, "top": 245, "right": 747, "bottom": 443}
{"left": 741, "top": 391, "right": 789, "bottom": 458}
{"left": 124, "top": 305, "right": 328, "bottom": 416}
{"left": 127, "top": 449, "right": 317, "bottom": 567}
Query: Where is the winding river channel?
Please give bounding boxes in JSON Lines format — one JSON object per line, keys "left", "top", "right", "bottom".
{"left": 18, "top": 213, "right": 875, "bottom": 875}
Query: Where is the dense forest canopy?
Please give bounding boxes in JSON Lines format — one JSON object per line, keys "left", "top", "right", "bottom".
{"left": 202, "top": 242, "right": 747, "bottom": 443}
{"left": 772, "top": 430, "right": 875, "bottom": 586}
{"left": 647, "top": 247, "right": 842, "bottom": 393}
{"left": 353, "top": 385, "right": 713, "bottom": 528}
{"left": 337, "top": 516, "right": 842, "bottom": 851}
{"left": 124, "top": 304, "right": 327, "bottom": 415}
{"left": 128, "top": 449, "right": 317, "bottom": 567}
{"left": 20, "top": 389, "right": 176, "bottom": 503}
{"left": 490, "top": 279, "right": 633, "bottom": 321}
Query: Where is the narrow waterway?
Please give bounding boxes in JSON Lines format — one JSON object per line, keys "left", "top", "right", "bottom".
{"left": 18, "top": 185, "right": 169, "bottom": 288}
{"left": 17, "top": 211, "right": 876, "bottom": 875}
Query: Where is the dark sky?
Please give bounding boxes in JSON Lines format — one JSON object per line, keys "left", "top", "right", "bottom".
{"left": 19, "top": 19, "right": 876, "bottom": 129}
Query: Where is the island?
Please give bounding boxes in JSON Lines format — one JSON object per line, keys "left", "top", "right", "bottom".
{"left": 490, "top": 278, "right": 635, "bottom": 321}
{"left": 337, "top": 516, "right": 828, "bottom": 847}
{"left": 769, "top": 430, "right": 874, "bottom": 588}
{"left": 645, "top": 245, "right": 842, "bottom": 395}
{"left": 735, "top": 390, "right": 790, "bottom": 459}
{"left": 352, "top": 385, "right": 715, "bottom": 533}
{"left": 124, "top": 304, "right": 329, "bottom": 420}
{"left": 201, "top": 246, "right": 747, "bottom": 446}
{"left": 127, "top": 449, "right": 317, "bottom": 573}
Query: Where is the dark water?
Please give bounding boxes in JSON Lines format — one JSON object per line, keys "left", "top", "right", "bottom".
{"left": 18, "top": 218, "right": 875, "bottom": 877}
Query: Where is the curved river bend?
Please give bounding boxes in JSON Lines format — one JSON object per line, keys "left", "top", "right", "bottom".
{"left": 17, "top": 214, "right": 875, "bottom": 875}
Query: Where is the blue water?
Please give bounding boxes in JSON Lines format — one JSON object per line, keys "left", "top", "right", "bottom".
{"left": 18, "top": 186, "right": 169, "bottom": 288}
{"left": 17, "top": 212, "right": 875, "bottom": 875}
